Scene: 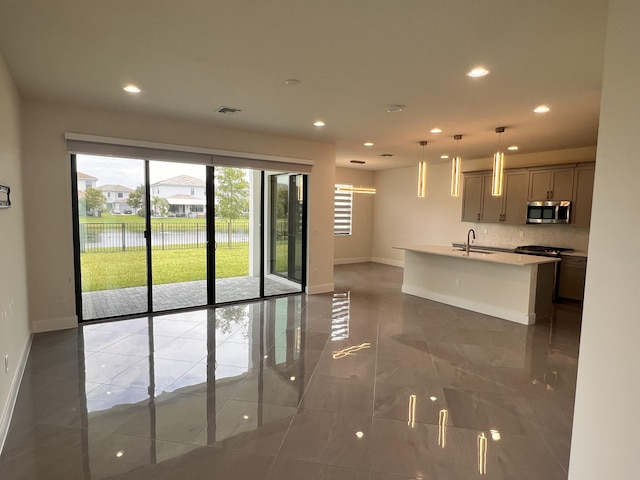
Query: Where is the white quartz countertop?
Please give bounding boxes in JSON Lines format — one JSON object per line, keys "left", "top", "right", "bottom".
{"left": 394, "top": 245, "right": 560, "bottom": 266}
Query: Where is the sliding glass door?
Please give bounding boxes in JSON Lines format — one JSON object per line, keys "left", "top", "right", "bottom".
{"left": 75, "top": 155, "right": 149, "bottom": 320}
{"left": 73, "top": 155, "right": 306, "bottom": 322}
{"left": 214, "top": 166, "right": 260, "bottom": 303}
{"left": 149, "top": 161, "right": 208, "bottom": 311}
{"left": 268, "top": 173, "right": 305, "bottom": 291}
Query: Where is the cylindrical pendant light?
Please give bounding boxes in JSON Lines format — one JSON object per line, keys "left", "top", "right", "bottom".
{"left": 451, "top": 135, "right": 463, "bottom": 197}
{"left": 491, "top": 127, "right": 506, "bottom": 196}
{"left": 418, "top": 140, "right": 428, "bottom": 198}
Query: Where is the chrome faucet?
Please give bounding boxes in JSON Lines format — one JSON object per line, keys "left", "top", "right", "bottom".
{"left": 466, "top": 229, "right": 476, "bottom": 255}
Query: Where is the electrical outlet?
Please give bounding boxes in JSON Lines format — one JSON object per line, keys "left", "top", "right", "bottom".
{"left": 482, "top": 228, "right": 488, "bottom": 235}
{"left": 455, "top": 279, "right": 461, "bottom": 287}
{"left": 4, "top": 355, "right": 8, "bottom": 373}
{"left": 519, "top": 230, "right": 524, "bottom": 238}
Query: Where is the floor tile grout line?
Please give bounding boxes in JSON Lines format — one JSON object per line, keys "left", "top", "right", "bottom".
{"left": 261, "top": 314, "right": 331, "bottom": 479}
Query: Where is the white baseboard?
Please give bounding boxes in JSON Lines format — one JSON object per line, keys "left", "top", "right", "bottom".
{"left": 0, "top": 333, "right": 33, "bottom": 455}
{"left": 371, "top": 257, "right": 405, "bottom": 268}
{"left": 31, "top": 315, "right": 78, "bottom": 333}
{"left": 401, "top": 285, "right": 536, "bottom": 325}
{"left": 334, "top": 257, "right": 372, "bottom": 265}
{"left": 306, "top": 283, "right": 334, "bottom": 294}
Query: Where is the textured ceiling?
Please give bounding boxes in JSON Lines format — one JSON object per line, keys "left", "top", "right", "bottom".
{"left": 0, "top": 0, "right": 608, "bottom": 169}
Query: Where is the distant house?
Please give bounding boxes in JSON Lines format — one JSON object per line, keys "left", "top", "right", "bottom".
{"left": 151, "top": 175, "right": 205, "bottom": 217}
{"left": 76, "top": 171, "right": 97, "bottom": 191}
{"left": 97, "top": 184, "right": 135, "bottom": 213}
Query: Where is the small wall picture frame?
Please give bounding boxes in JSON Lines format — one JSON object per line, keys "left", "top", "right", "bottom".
{"left": 0, "top": 184, "right": 11, "bottom": 208}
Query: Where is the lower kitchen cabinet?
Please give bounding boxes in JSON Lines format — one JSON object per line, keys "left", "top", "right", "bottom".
{"left": 558, "top": 255, "right": 587, "bottom": 301}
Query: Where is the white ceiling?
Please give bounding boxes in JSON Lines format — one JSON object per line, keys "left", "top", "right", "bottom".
{"left": 0, "top": 0, "right": 608, "bottom": 170}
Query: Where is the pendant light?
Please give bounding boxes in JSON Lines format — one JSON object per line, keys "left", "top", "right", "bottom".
{"left": 451, "top": 135, "right": 463, "bottom": 197}
{"left": 418, "top": 140, "right": 428, "bottom": 198}
{"left": 491, "top": 127, "right": 506, "bottom": 196}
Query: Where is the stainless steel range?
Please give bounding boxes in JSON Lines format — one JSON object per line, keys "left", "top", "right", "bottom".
{"left": 514, "top": 245, "right": 574, "bottom": 257}
{"left": 514, "top": 245, "right": 574, "bottom": 300}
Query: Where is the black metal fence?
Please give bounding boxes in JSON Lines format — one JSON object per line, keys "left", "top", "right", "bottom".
{"left": 79, "top": 221, "right": 253, "bottom": 253}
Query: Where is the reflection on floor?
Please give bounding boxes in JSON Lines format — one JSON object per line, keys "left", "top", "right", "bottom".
{"left": 1, "top": 263, "right": 581, "bottom": 479}
{"left": 82, "top": 276, "right": 301, "bottom": 320}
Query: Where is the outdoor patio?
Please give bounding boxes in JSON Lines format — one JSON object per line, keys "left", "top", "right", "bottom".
{"left": 82, "top": 276, "right": 301, "bottom": 320}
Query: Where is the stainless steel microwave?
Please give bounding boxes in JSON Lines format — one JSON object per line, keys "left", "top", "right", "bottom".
{"left": 526, "top": 201, "right": 571, "bottom": 224}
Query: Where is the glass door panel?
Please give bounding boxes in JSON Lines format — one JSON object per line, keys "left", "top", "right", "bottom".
{"left": 76, "top": 154, "right": 148, "bottom": 320}
{"left": 268, "top": 173, "right": 304, "bottom": 295}
{"left": 214, "top": 166, "right": 260, "bottom": 303}
{"left": 149, "top": 161, "right": 207, "bottom": 311}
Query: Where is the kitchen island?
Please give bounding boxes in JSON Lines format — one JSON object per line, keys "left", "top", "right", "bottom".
{"left": 394, "top": 245, "right": 559, "bottom": 325}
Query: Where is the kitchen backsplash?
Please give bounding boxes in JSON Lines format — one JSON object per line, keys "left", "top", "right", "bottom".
{"left": 470, "top": 224, "right": 590, "bottom": 251}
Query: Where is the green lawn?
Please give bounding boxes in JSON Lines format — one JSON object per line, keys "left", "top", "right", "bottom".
{"left": 81, "top": 246, "right": 249, "bottom": 291}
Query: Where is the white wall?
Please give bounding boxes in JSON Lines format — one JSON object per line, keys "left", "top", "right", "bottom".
{"left": 0, "top": 52, "right": 30, "bottom": 449}
{"left": 568, "top": 0, "right": 640, "bottom": 477}
{"left": 21, "top": 100, "right": 336, "bottom": 332}
{"left": 371, "top": 148, "right": 594, "bottom": 265}
{"left": 334, "top": 167, "right": 375, "bottom": 264}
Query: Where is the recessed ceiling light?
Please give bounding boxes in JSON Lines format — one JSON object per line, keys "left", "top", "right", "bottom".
{"left": 467, "top": 67, "right": 490, "bottom": 78}
{"left": 508, "top": 145, "right": 519, "bottom": 151}
{"left": 355, "top": 431, "right": 364, "bottom": 439}
{"left": 123, "top": 84, "right": 141, "bottom": 93}
{"left": 313, "top": 120, "right": 326, "bottom": 127}
{"left": 534, "top": 105, "right": 550, "bottom": 113}
{"left": 386, "top": 104, "right": 405, "bottom": 113}
{"left": 440, "top": 155, "right": 449, "bottom": 159}
{"left": 116, "top": 451, "right": 125, "bottom": 458}
{"left": 430, "top": 128, "right": 443, "bottom": 134}
{"left": 364, "top": 142, "right": 374, "bottom": 147}
{"left": 285, "top": 79, "right": 301, "bottom": 86}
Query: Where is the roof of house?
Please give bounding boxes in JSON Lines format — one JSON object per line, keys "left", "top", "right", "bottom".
{"left": 152, "top": 175, "right": 205, "bottom": 187}
{"left": 97, "top": 184, "right": 134, "bottom": 192}
{"left": 77, "top": 171, "right": 97, "bottom": 180}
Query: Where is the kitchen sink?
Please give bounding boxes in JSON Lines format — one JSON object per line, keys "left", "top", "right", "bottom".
{"left": 453, "top": 248, "right": 495, "bottom": 255}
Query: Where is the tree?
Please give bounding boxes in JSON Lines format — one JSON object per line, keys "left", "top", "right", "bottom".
{"left": 84, "top": 187, "right": 105, "bottom": 215}
{"left": 151, "top": 195, "right": 169, "bottom": 217}
{"left": 127, "top": 185, "right": 145, "bottom": 211}
{"left": 215, "top": 168, "right": 249, "bottom": 247}
{"left": 215, "top": 167, "right": 249, "bottom": 219}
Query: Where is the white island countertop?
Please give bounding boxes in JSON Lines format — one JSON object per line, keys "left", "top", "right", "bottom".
{"left": 394, "top": 245, "right": 560, "bottom": 266}
{"left": 394, "top": 245, "right": 558, "bottom": 325}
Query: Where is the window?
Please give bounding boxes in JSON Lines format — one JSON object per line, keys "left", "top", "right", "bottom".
{"left": 191, "top": 187, "right": 195, "bottom": 195}
{"left": 117, "top": 192, "right": 123, "bottom": 198}
{"left": 107, "top": 192, "right": 111, "bottom": 197}
{"left": 86, "top": 181, "right": 93, "bottom": 188}
{"left": 334, "top": 184, "right": 353, "bottom": 236}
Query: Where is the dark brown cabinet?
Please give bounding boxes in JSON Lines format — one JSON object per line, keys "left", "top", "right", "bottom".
{"left": 558, "top": 255, "right": 587, "bottom": 301}
{"left": 528, "top": 167, "right": 574, "bottom": 201}
{"left": 461, "top": 173, "right": 484, "bottom": 222}
{"left": 461, "top": 170, "right": 529, "bottom": 225}
{"left": 572, "top": 163, "right": 596, "bottom": 227}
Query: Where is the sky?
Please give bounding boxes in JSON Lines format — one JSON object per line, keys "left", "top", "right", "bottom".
{"left": 76, "top": 154, "right": 207, "bottom": 188}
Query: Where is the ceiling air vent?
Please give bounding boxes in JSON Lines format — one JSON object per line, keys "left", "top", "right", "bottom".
{"left": 350, "top": 160, "right": 366, "bottom": 165}
{"left": 379, "top": 153, "right": 394, "bottom": 157}
{"left": 216, "top": 106, "right": 243, "bottom": 114}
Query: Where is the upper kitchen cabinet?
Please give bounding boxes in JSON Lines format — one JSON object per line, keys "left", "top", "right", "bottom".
{"left": 461, "top": 173, "right": 484, "bottom": 222}
{"left": 482, "top": 170, "right": 528, "bottom": 224}
{"left": 461, "top": 170, "right": 528, "bottom": 225}
{"left": 528, "top": 167, "right": 575, "bottom": 201}
{"left": 572, "top": 163, "right": 596, "bottom": 227}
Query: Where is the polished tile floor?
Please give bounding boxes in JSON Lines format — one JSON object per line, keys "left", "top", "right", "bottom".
{"left": 0, "top": 263, "right": 581, "bottom": 479}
